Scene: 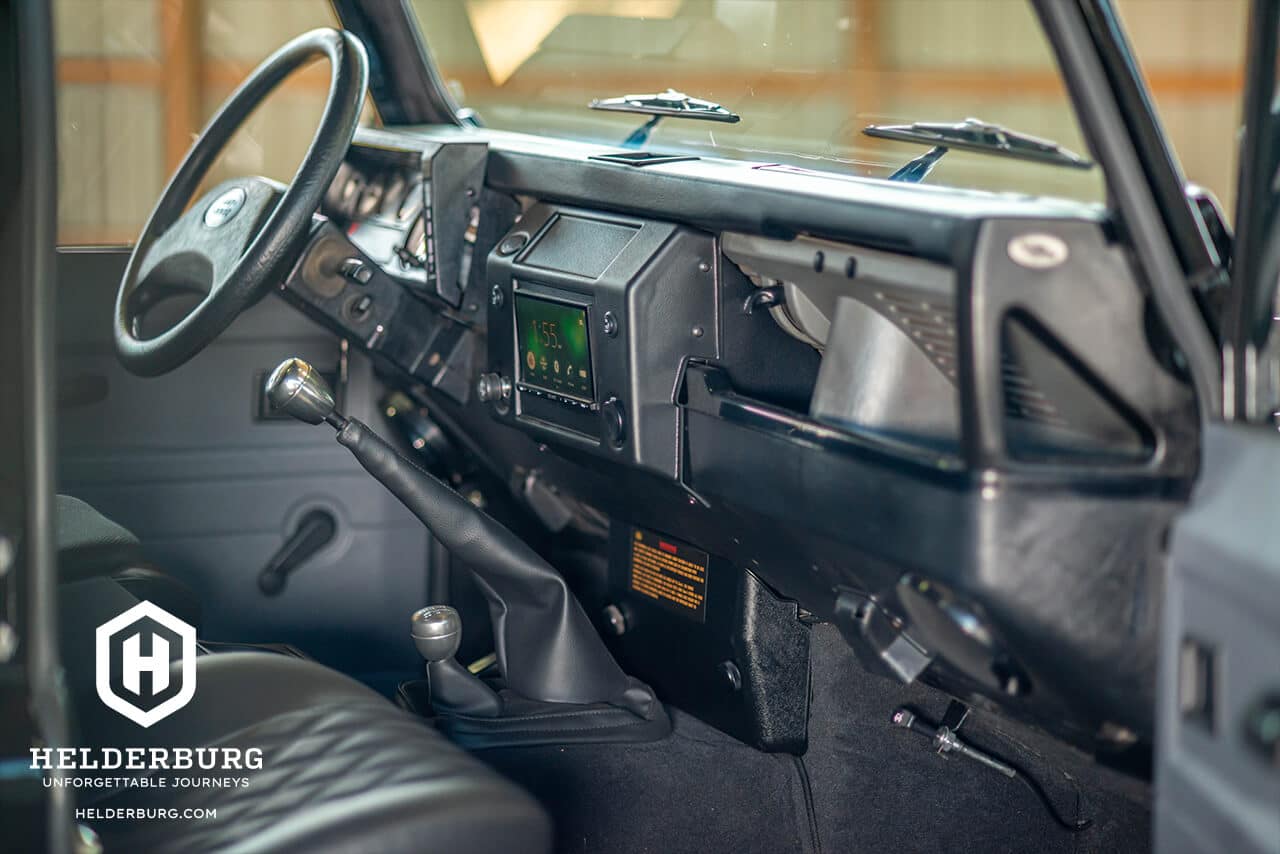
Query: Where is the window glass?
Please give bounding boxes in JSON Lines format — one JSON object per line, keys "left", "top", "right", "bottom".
{"left": 410, "top": 0, "right": 1105, "bottom": 203}
{"left": 53, "top": 0, "right": 371, "bottom": 246}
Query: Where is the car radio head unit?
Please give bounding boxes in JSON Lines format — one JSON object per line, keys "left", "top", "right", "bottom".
{"left": 514, "top": 293, "right": 595, "bottom": 404}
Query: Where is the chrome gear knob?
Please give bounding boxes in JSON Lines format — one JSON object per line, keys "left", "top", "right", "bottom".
{"left": 411, "top": 605, "right": 462, "bottom": 663}
{"left": 265, "top": 357, "right": 343, "bottom": 426}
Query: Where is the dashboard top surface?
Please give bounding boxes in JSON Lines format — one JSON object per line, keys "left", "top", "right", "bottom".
{"left": 355, "top": 125, "right": 1107, "bottom": 265}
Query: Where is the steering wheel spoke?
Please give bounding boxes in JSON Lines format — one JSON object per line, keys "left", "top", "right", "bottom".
{"left": 113, "top": 28, "right": 368, "bottom": 376}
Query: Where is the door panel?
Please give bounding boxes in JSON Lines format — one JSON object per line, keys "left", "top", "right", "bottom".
{"left": 56, "top": 248, "right": 430, "bottom": 685}
{"left": 1157, "top": 428, "right": 1280, "bottom": 854}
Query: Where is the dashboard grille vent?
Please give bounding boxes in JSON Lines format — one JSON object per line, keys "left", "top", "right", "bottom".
{"left": 871, "top": 290, "right": 957, "bottom": 381}
{"left": 1001, "top": 352, "right": 1069, "bottom": 427}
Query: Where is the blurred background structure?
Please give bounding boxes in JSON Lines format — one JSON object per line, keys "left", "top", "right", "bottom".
{"left": 54, "top": 0, "right": 1246, "bottom": 244}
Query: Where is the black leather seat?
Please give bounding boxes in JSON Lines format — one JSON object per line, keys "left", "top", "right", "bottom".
{"left": 55, "top": 494, "right": 201, "bottom": 628}
{"left": 80, "top": 652, "right": 552, "bottom": 854}
{"left": 55, "top": 494, "right": 142, "bottom": 580}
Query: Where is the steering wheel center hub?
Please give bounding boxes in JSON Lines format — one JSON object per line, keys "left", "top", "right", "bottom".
{"left": 203, "top": 186, "right": 247, "bottom": 228}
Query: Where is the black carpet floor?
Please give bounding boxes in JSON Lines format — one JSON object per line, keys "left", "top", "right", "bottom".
{"left": 481, "top": 708, "right": 819, "bottom": 854}
{"left": 478, "top": 624, "right": 1151, "bottom": 854}
{"left": 802, "top": 624, "right": 1151, "bottom": 854}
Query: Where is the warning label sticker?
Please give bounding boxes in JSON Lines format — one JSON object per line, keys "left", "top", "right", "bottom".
{"left": 628, "top": 527, "right": 709, "bottom": 622}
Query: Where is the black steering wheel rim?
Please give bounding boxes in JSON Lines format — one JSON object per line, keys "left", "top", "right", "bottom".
{"left": 114, "top": 28, "right": 368, "bottom": 377}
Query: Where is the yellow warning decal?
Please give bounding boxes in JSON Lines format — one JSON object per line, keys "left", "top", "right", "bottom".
{"left": 628, "top": 527, "right": 709, "bottom": 622}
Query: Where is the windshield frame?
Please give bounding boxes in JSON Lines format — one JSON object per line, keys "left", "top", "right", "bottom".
{"left": 351, "top": 2, "right": 1199, "bottom": 219}
{"left": 393, "top": 0, "right": 1109, "bottom": 199}
{"left": 331, "top": 0, "right": 463, "bottom": 126}
{"left": 334, "top": 0, "right": 1225, "bottom": 406}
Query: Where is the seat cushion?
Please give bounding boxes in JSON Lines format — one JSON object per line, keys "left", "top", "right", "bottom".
{"left": 85, "top": 653, "right": 551, "bottom": 854}
{"left": 56, "top": 495, "right": 201, "bottom": 627}
{"left": 55, "top": 494, "right": 142, "bottom": 580}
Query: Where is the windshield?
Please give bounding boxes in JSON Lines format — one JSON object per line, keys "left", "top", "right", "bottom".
{"left": 407, "top": 0, "right": 1103, "bottom": 203}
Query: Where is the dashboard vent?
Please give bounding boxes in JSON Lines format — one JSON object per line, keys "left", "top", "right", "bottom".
{"left": 870, "top": 289, "right": 957, "bottom": 381}
{"left": 589, "top": 151, "right": 699, "bottom": 167}
{"left": 1001, "top": 352, "right": 1068, "bottom": 427}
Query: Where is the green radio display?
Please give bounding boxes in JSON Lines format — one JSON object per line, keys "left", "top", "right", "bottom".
{"left": 514, "top": 294, "right": 594, "bottom": 402}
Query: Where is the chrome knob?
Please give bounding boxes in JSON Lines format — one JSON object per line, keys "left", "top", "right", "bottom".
{"left": 476, "top": 372, "right": 512, "bottom": 404}
{"left": 411, "top": 604, "right": 462, "bottom": 663}
{"left": 265, "top": 357, "right": 342, "bottom": 426}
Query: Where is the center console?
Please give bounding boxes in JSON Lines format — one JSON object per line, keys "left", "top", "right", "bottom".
{"left": 282, "top": 135, "right": 814, "bottom": 755}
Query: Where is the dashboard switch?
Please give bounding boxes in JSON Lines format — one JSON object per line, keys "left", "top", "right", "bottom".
{"left": 348, "top": 294, "right": 374, "bottom": 322}
{"left": 600, "top": 396, "right": 626, "bottom": 447}
{"left": 340, "top": 257, "right": 373, "bottom": 284}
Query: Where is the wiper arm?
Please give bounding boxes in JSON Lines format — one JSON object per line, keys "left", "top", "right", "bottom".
{"left": 589, "top": 88, "right": 740, "bottom": 148}
{"left": 864, "top": 117, "right": 1092, "bottom": 183}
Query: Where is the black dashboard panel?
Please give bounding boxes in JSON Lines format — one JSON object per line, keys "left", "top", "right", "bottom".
{"left": 483, "top": 202, "right": 718, "bottom": 480}
{"left": 277, "top": 122, "right": 1201, "bottom": 752}
{"left": 394, "top": 125, "right": 1105, "bottom": 266}
{"left": 328, "top": 131, "right": 488, "bottom": 307}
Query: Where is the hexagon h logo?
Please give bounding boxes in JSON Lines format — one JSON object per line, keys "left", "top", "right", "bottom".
{"left": 95, "top": 600, "right": 197, "bottom": 728}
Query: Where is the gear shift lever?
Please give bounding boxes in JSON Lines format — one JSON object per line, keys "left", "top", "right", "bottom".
{"left": 265, "top": 358, "right": 662, "bottom": 729}
{"left": 410, "top": 605, "right": 501, "bottom": 717}
{"left": 411, "top": 605, "right": 461, "bottom": 662}
{"left": 266, "top": 357, "right": 347, "bottom": 428}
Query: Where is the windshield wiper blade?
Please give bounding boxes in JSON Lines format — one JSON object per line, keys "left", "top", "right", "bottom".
{"left": 590, "top": 88, "right": 740, "bottom": 147}
{"left": 864, "top": 117, "right": 1093, "bottom": 182}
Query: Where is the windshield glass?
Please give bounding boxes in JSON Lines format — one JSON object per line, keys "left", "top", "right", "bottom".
{"left": 407, "top": 0, "right": 1103, "bottom": 203}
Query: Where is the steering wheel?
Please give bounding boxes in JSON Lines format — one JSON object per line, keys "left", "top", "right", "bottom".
{"left": 114, "top": 29, "right": 368, "bottom": 377}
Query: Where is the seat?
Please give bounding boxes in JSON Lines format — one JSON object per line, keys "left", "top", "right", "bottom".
{"left": 79, "top": 652, "right": 552, "bottom": 854}
{"left": 55, "top": 493, "right": 201, "bottom": 628}
{"left": 55, "top": 493, "right": 141, "bottom": 580}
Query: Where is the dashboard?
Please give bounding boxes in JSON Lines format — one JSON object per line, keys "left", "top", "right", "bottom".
{"left": 278, "top": 124, "right": 1199, "bottom": 753}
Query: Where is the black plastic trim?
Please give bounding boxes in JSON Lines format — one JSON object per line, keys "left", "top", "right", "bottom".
{"left": 1223, "top": 0, "right": 1280, "bottom": 418}
{"left": 1, "top": 0, "right": 72, "bottom": 849}
{"left": 1078, "top": 0, "right": 1221, "bottom": 279}
{"left": 371, "top": 124, "right": 1105, "bottom": 266}
{"left": 1034, "top": 0, "right": 1222, "bottom": 420}
{"left": 331, "top": 0, "right": 460, "bottom": 126}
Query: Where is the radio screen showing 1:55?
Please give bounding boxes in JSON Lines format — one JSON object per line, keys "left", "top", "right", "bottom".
{"left": 515, "top": 294, "right": 594, "bottom": 402}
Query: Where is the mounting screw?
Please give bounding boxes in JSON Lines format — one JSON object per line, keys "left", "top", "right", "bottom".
{"left": 489, "top": 284, "right": 504, "bottom": 308}
{"left": 692, "top": 325, "right": 704, "bottom": 338}
{"left": 602, "top": 604, "right": 628, "bottom": 636}
{"left": 697, "top": 261, "right": 711, "bottom": 273}
{"left": 602, "top": 311, "right": 619, "bottom": 337}
{"left": 0, "top": 536, "right": 11, "bottom": 577}
{"left": 717, "top": 660, "right": 742, "bottom": 692}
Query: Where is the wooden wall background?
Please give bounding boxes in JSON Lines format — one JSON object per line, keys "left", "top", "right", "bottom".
{"left": 54, "top": 0, "right": 1247, "bottom": 245}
